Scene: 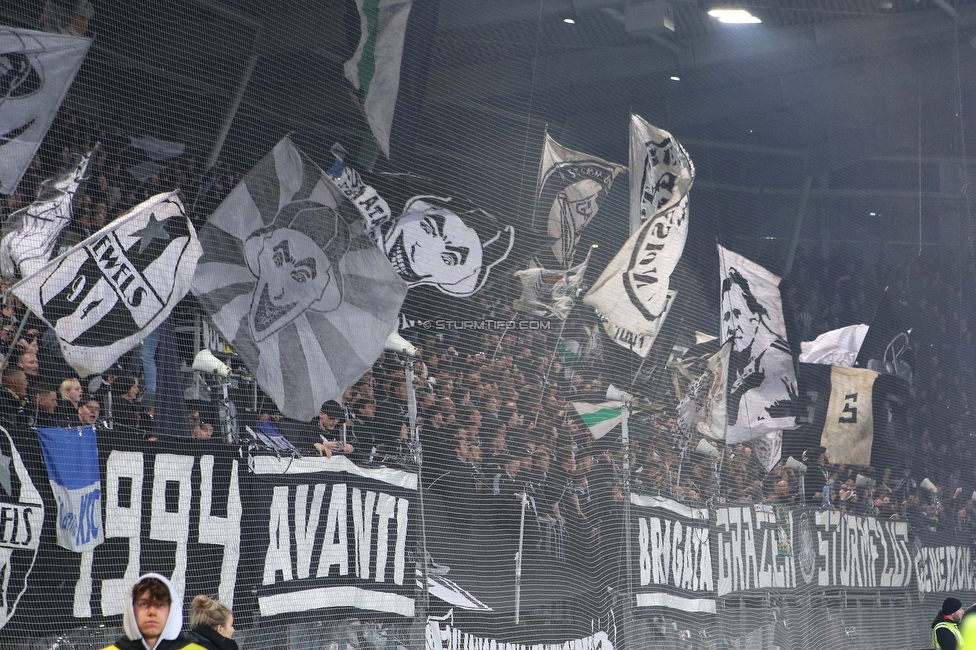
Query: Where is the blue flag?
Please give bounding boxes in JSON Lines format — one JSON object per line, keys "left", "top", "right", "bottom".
{"left": 36, "top": 425, "right": 103, "bottom": 552}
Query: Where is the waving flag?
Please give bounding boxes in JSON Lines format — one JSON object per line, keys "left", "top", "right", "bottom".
{"left": 571, "top": 401, "right": 623, "bottom": 440}
{"left": 36, "top": 425, "right": 103, "bottom": 552}
{"left": 0, "top": 26, "right": 90, "bottom": 194}
{"left": 583, "top": 116, "right": 694, "bottom": 357}
{"left": 718, "top": 245, "right": 798, "bottom": 443}
{"left": 12, "top": 192, "right": 201, "bottom": 377}
{"left": 0, "top": 149, "right": 92, "bottom": 281}
{"left": 513, "top": 251, "right": 589, "bottom": 319}
{"left": 192, "top": 138, "right": 406, "bottom": 421}
{"left": 345, "top": 0, "right": 413, "bottom": 157}
{"left": 536, "top": 132, "right": 624, "bottom": 267}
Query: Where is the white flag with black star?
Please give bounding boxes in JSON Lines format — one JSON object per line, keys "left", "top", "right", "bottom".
{"left": 11, "top": 192, "right": 201, "bottom": 377}
{"left": 0, "top": 26, "right": 90, "bottom": 194}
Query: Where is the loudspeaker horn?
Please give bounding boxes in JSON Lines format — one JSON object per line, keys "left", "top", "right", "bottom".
{"left": 191, "top": 349, "right": 231, "bottom": 377}
{"left": 693, "top": 438, "right": 720, "bottom": 459}
{"left": 855, "top": 474, "right": 875, "bottom": 488}
{"left": 920, "top": 477, "right": 938, "bottom": 493}
{"left": 606, "top": 384, "right": 633, "bottom": 403}
{"left": 785, "top": 456, "right": 807, "bottom": 474}
{"left": 384, "top": 331, "right": 417, "bottom": 357}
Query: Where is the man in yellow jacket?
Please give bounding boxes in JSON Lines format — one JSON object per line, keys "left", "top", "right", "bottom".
{"left": 100, "top": 573, "right": 206, "bottom": 650}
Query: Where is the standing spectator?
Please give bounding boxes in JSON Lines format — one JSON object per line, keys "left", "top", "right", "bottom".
{"left": 185, "top": 595, "right": 237, "bottom": 650}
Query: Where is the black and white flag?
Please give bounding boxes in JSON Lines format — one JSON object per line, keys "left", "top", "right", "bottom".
{"left": 513, "top": 251, "right": 589, "bottom": 320}
{"left": 536, "top": 132, "right": 624, "bottom": 268}
{"left": 0, "top": 27, "right": 90, "bottom": 194}
{"left": 192, "top": 138, "right": 407, "bottom": 421}
{"left": 0, "top": 150, "right": 92, "bottom": 282}
{"left": 330, "top": 154, "right": 515, "bottom": 298}
{"left": 718, "top": 245, "right": 798, "bottom": 443}
{"left": 12, "top": 192, "right": 201, "bottom": 377}
{"left": 582, "top": 116, "right": 693, "bottom": 357}
{"left": 124, "top": 136, "right": 185, "bottom": 182}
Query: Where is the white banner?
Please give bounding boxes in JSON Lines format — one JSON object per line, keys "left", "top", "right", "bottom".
{"left": 820, "top": 366, "right": 879, "bottom": 466}
{"left": 718, "top": 245, "right": 797, "bottom": 443}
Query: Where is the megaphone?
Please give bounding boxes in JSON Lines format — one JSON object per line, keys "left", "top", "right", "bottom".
{"left": 785, "top": 456, "right": 807, "bottom": 474}
{"left": 384, "top": 331, "right": 416, "bottom": 357}
{"left": 192, "top": 349, "right": 231, "bottom": 378}
{"left": 920, "top": 477, "right": 938, "bottom": 494}
{"left": 693, "top": 438, "right": 720, "bottom": 459}
{"left": 855, "top": 474, "right": 875, "bottom": 488}
{"left": 971, "top": 490, "right": 976, "bottom": 502}
{"left": 606, "top": 384, "right": 633, "bottom": 404}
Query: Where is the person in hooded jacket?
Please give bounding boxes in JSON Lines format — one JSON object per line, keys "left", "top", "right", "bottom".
{"left": 184, "top": 595, "right": 237, "bottom": 650}
{"left": 100, "top": 573, "right": 205, "bottom": 650}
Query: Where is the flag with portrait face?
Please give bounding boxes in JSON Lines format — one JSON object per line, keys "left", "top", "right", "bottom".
{"left": 0, "top": 27, "right": 90, "bottom": 194}
{"left": 718, "top": 245, "right": 798, "bottom": 444}
{"left": 192, "top": 138, "right": 407, "bottom": 421}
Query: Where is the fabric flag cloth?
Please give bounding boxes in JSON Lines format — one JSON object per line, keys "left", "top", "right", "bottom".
{"left": 36, "top": 425, "right": 103, "bottom": 552}
{"left": 571, "top": 401, "right": 623, "bottom": 440}
{"left": 799, "top": 323, "right": 869, "bottom": 367}
{"left": 854, "top": 289, "right": 913, "bottom": 384}
{"left": 125, "top": 136, "right": 186, "bottom": 182}
{"left": 696, "top": 340, "right": 731, "bottom": 441}
{"left": 192, "top": 137, "right": 407, "bottom": 421}
{"left": 819, "top": 366, "right": 879, "bottom": 466}
{"left": 0, "top": 149, "right": 93, "bottom": 281}
{"left": 345, "top": 0, "right": 413, "bottom": 157}
{"left": 583, "top": 116, "right": 694, "bottom": 358}
{"left": 0, "top": 27, "right": 90, "bottom": 194}
{"left": 151, "top": 316, "right": 193, "bottom": 437}
{"left": 536, "top": 132, "right": 624, "bottom": 268}
{"left": 718, "top": 245, "right": 798, "bottom": 443}
{"left": 12, "top": 192, "right": 201, "bottom": 378}
{"left": 752, "top": 431, "right": 783, "bottom": 474}
{"left": 513, "top": 251, "right": 589, "bottom": 319}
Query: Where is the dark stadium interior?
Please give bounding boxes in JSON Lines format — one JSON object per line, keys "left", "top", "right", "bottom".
{"left": 3, "top": 1, "right": 976, "bottom": 649}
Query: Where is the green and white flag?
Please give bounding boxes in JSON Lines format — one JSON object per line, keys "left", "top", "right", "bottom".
{"left": 571, "top": 401, "right": 623, "bottom": 440}
{"left": 344, "top": 0, "right": 413, "bottom": 158}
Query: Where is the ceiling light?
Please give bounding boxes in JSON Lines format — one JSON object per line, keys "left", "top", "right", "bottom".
{"left": 670, "top": 75, "right": 681, "bottom": 81}
{"left": 708, "top": 8, "right": 761, "bottom": 23}
{"left": 563, "top": 17, "right": 576, "bottom": 24}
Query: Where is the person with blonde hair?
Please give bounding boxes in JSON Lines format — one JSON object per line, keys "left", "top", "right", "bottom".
{"left": 185, "top": 595, "right": 237, "bottom": 650}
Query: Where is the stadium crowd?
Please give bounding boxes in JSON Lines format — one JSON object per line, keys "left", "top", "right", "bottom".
{"left": 0, "top": 107, "right": 973, "bottom": 576}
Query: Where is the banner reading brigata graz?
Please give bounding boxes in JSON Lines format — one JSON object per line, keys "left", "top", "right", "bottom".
{"left": 0, "top": 426, "right": 416, "bottom": 638}
{"left": 630, "top": 493, "right": 966, "bottom": 615}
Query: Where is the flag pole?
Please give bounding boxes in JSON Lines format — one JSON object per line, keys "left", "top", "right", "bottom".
{"left": 491, "top": 311, "right": 519, "bottom": 361}
{"left": 514, "top": 491, "right": 528, "bottom": 624}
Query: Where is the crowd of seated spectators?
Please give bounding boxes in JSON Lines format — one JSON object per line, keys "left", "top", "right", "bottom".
{"left": 0, "top": 107, "right": 974, "bottom": 568}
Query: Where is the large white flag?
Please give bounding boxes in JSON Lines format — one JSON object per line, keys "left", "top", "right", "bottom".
{"left": 0, "top": 150, "right": 92, "bottom": 282}
{"left": 345, "top": 0, "right": 413, "bottom": 158}
{"left": 583, "top": 116, "right": 693, "bottom": 357}
{"left": 12, "top": 192, "right": 201, "bottom": 377}
{"left": 537, "top": 133, "right": 624, "bottom": 267}
{"left": 192, "top": 138, "right": 407, "bottom": 421}
{"left": 718, "top": 245, "right": 798, "bottom": 443}
{"left": 0, "top": 27, "right": 90, "bottom": 194}
{"left": 513, "top": 251, "right": 589, "bottom": 319}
